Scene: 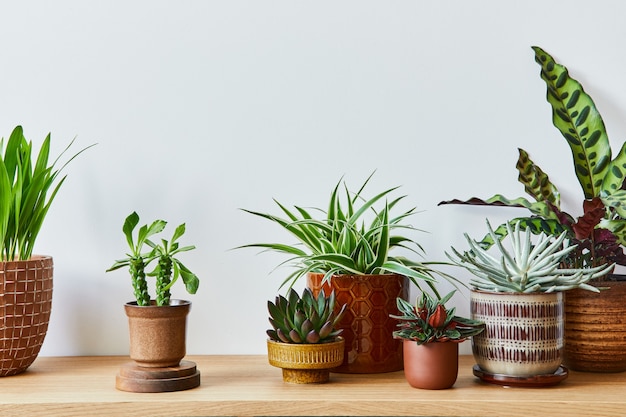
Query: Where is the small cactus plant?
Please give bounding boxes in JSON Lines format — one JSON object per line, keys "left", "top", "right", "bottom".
{"left": 267, "top": 288, "right": 346, "bottom": 344}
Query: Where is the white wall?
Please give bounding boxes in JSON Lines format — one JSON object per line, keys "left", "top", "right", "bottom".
{"left": 1, "top": 1, "right": 625, "bottom": 357}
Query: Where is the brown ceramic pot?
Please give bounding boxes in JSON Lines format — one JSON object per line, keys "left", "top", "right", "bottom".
{"left": 471, "top": 290, "right": 564, "bottom": 377}
{"left": 402, "top": 340, "right": 459, "bottom": 389}
{"left": 307, "top": 272, "right": 409, "bottom": 374}
{"left": 267, "top": 337, "right": 344, "bottom": 384}
{"left": 564, "top": 278, "right": 626, "bottom": 372}
{"left": 0, "top": 256, "right": 53, "bottom": 376}
{"left": 124, "top": 299, "right": 191, "bottom": 368}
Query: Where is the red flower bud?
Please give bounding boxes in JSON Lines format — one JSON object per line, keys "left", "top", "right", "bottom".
{"left": 428, "top": 305, "right": 447, "bottom": 328}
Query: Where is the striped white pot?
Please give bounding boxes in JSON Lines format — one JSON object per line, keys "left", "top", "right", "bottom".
{"left": 470, "top": 290, "right": 564, "bottom": 377}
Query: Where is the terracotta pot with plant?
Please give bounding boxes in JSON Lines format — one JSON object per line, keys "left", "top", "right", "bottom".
{"left": 440, "top": 46, "right": 626, "bottom": 373}
{"left": 266, "top": 288, "right": 346, "bottom": 384}
{"left": 448, "top": 219, "right": 612, "bottom": 386}
{"left": 0, "top": 126, "right": 92, "bottom": 376}
{"left": 391, "top": 290, "right": 484, "bottom": 390}
{"left": 240, "top": 173, "right": 459, "bottom": 373}
{"left": 107, "top": 212, "right": 200, "bottom": 393}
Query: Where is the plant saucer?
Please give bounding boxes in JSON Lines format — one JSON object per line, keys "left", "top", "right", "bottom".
{"left": 472, "top": 364, "right": 568, "bottom": 387}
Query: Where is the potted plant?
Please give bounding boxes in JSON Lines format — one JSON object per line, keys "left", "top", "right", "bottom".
{"left": 448, "top": 219, "right": 612, "bottom": 386}
{"left": 439, "top": 46, "right": 626, "bottom": 372}
{"left": 107, "top": 211, "right": 200, "bottom": 392}
{"left": 266, "top": 288, "right": 346, "bottom": 384}
{"left": 0, "top": 125, "right": 92, "bottom": 376}
{"left": 240, "top": 173, "right": 457, "bottom": 373}
{"left": 391, "top": 290, "right": 484, "bottom": 389}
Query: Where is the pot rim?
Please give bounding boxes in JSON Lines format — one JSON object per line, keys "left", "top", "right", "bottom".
{"left": 470, "top": 289, "right": 563, "bottom": 297}
{"left": 125, "top": 299, "right": 191, "bottom": 308}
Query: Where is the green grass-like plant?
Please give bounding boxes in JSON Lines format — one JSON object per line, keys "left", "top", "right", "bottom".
{"left": 0, "top": 126, "right": 93, "bottom": 261}
{"left": 239, "top": 173, "right": 456, "bottom": 290}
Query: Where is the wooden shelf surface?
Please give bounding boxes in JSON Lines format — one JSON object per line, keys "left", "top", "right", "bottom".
{"left": 0, "top": 355, "right": 624, "bottom": 416}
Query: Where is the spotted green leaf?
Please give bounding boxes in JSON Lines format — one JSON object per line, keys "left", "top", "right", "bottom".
{"left": 533, "top": 46, "right": 611, "bottom": 199}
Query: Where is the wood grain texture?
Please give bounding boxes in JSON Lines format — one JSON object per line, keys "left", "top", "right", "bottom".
{"left": 0, "top": 355, "right": 624, "bottom": 416}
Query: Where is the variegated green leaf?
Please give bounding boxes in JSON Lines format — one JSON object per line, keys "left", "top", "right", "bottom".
{"left": 600, "top": 218, "right": 626, "bottom": 246}
{"left": 477, "top": 217, "right": 567, "bottom": 249}
{"left": 601, "top": 141, "right": 626, "bottom": 194}
{"left": 533, "top": 46, "right": 611, "bottom": 199}
{"left": 516, "top": 148, "right": 560, "bottom": 206}
{"left": 601, "top": 190, "right": 626, "bottom": 218}
{"left": 440, "top": 195, "right": 558, "bottom": 220}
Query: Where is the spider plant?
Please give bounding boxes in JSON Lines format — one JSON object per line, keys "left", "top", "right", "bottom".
{"left": 447, "top": 219, "right": 613, "bottom": 293}
{"left": 239, "top": 173, "right": 456, "bottom": 290}
{"left": 439, "top": 46, "right": 626, "bottom": 272}
{"left": 0, "top": 125, "right": 94, "bottom": 261}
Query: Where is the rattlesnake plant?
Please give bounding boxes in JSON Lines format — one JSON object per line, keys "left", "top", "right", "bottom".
{"left": 440, "top": 46, "right": 626, "bottom": 270}
{"left": 448, "top": 220, "right": 613, "bottom": 293}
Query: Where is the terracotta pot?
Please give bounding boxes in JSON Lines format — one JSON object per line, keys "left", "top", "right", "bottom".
{"left": 564, "top": 278, "right": 626, "bottom": 372}
{"left": 124, "top": 299, "right": 190, "bottom": 368}
{"left": 402, "top": 340, "right": 459, "bottom": 389}
{"left": 470, "top": 290, "right": 564, "bottom": 377}
{"left": 267, "top": 337, "right": 344, "bottom": 384}
{"left": 0, "top": 256, "right": 53, "bottom": 376}
{"left": 307, "top": 272, "right": 409, "bottom": 373}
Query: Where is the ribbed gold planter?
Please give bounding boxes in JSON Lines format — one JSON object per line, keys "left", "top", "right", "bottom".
{"left": 267, "top": 338, "right": 344, "bottom": 383}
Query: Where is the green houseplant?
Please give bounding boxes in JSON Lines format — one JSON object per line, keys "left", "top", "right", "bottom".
{"left": 107, "top": 212, "right": 200, "bottom": 392}
{"left": 240, "top": 173, "right": 456, "bottom": 373}
{"left": 391, "top": 290, "right": 484, "bottom": 389}
{"left": 0, "top": 125, "right": 92, "bottom": 376}
{"left": 440, "top": 46, "right": 626, "bottom": 372}
{"left": 266, "top": 288, "right": 347, "bottom": 383}
{"left": 448, "top": 219, "right": 611, "bottom": 385}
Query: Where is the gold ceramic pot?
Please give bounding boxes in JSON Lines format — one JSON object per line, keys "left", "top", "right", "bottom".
{"left": 267, "top": 337, "right": 344, "bottom": 384}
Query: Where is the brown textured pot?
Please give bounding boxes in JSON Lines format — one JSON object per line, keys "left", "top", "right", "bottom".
{"left": 0, "top": 255, "right": 53, "bottom": 376}
{"left": 471, "top": 290, "right": 564, "bottom": 377}
{"left": 124, "top": 299, "right": 190, "bottom": 368}
{"left": 564, "top": 278, "right": 626, "bottom": 372}
{"left": 267, "top": 337, "right": 344, "bottom": 383}
{"left": 402, "top": 340, "right": 459, "bottom": 389}
{"left": 307, "top": 272, "right": 409, "bottom": 373}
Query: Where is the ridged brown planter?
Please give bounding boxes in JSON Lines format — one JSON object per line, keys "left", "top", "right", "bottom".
{"left": 124, "top": 299, "right": 191, "bottom": 368}
{"left": 471, "top": 290, "right": 564, "bottom": 377}
{"left": 0, "top": 256, "right": 53, "bottom": 376}
{"left": 307, "top": 273, "right": 409, "bottom": 374}
{"left": 267, "top": 337, "right": 344, "bottom": 383}
{"left": 402, "top": 340, "right": 459, "bottom": 389}
{"left": 563, "top": 278, "right": 626, "bottom": 372}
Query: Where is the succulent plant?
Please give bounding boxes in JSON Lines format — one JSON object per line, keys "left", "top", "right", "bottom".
{"left": 448, "top": 219, "right": 614, "bottom": 293}
{"left": 267, "top": 288, "right": 347, "bottom": 344}
{"left": 391, "top": 290, "right": 484, "bottom": 345}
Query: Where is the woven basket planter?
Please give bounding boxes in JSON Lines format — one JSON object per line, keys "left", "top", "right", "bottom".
{"left": 267, "top": 337, "right": 344, "bottom": 383}
{"left": 0, "top": 256, "right": 53, "bottom": 376}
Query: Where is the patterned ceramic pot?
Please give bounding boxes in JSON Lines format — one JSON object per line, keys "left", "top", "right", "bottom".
{"left": 307, "top": 273, "right": 409, "bottom": 373}
{"left": 470, "top": 290, "right": 564, "bottom": 377}
{"left": 267, "top": 337, "right": 344, "bottom": 383}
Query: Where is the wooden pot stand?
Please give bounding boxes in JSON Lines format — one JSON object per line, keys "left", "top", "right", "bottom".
{"left": 115, "top": 360, "right": 200, "bottom": 393}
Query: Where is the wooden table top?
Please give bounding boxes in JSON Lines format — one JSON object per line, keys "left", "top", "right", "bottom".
{"left": 0, "top": 355, "right": 624, "bottom": 416}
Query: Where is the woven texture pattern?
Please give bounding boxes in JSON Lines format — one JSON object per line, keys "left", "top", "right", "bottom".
{"left": 0, "top": 256, "right": 53, "bottom": 376}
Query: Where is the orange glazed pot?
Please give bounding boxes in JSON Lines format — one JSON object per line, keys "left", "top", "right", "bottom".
{"left": 402, "top": 340, "right": 459, "bottom": 389}
{"left": 0, "top": 256, "right": 53, "bottom": 376}
{"left": 564, "top": 278, "right": 626, "bottom": 372}
{"left": 307, "top": 272, "right": 409, "bottom": 374}
{"left": 124, "top": 299, "right": 191, "bottom": 368}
